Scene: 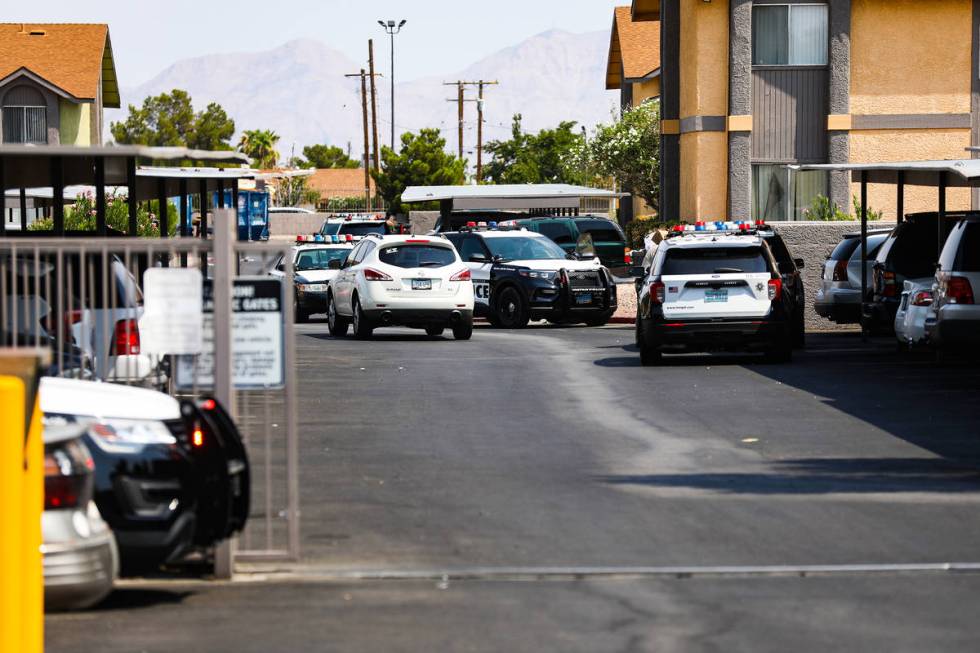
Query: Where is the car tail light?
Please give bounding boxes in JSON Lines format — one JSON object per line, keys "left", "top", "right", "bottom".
{"left": 363, "top": 268, "right": 393, "bottom": 281}
{"left": 192, "top": 423, "right": 205, "bottom": 447}
{"left": 768, "top": 277, "right": 782, "bottom": 301}
{"left": 450, "top": 268, "right": 471, "bottom": 282}
{"left": 111, "top": 318, "right": 140, "bottom": 355}
{"left": 44, "top": 439, "right": 93, "bottom": 511}
{"left": 832, "top": 259, "right": 849, "bottom": 282}
{"left": 881, "top": 270, "right": 898, "bottom": 298}
{"left": 910, "top": 290, "right": 934, "bottom": 307}
{"left": 946, "top": 276, "right": 975, "bottom": 305}
{"left": 624, "top": 247, "right": 632, "bottom": 265}
{"left": 650, "top": 280, "right": 665, "bottom": 305}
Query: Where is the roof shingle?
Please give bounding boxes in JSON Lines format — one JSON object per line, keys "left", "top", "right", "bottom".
{"left": 606, "top": 7, "right": 661, "bottom": 90}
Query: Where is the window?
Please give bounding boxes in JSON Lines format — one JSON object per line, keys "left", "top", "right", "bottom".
{"left": 2, "top": 86, "right": 47, "bottom": 144}
{"left": 574, "top": 219, "right": 626, "bottom": 244}
{"left": 661, "top": 247, "right": 770, "bottom": 275}
{"left": 458, "top": 236, "right": 489, "bottom": 262}
{"left": 752, "top": 4, "right": 828, "bottom": 66}
{"left": 535, "top": 221, "right": 576, "bottom": 245}
{"left": 752, "top": 165, "right": 827, "bottom": 221}
{"left": 378, "top": 244, "right": 456, "bottom": 269}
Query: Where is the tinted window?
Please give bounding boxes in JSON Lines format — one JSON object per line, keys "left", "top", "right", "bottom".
{"left": 378, "top": 244, "right": 456, "bottom": 269}
{"left": 954, "top": 222, "right": 980, "bottom": 272}
{"left": 535, "top": 222, "right": 576, "bottom": 245}
{"left": 320, "top": 223, "right": 341, "bottom": 235}
{"left": 295, "top": 249, "right": 350, "bottom": 271}
{"left": 484, "top": 236, "right": 568, "bottom": 261}
{"left": 831, "top": 236, "right": 861, "bottom": 261}
{"left": 762, "top": 234, "right": 792, "bottom": 264}
{"left": 661, "top": 247, "right": 770, "bottom": 275}
{"left": 459, "top": 236, "right": 488, "bottom": 261}
{"left": 884, "top": 221, "right": 940, "bottom": 278}
{"left": 575, "top": 219, "right": 625, "bottom": 243}
{"left": 848, "top": 234, "right": 889, "bottom": 262}
{"left": 339, "top": 223, "right": 386, "bottom": 237}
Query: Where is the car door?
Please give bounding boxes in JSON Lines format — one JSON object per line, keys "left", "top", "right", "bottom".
{"left": 334, "top": 242, "right": 363, "bottom": 314}
{"left": 458, "top": 235, "right": 493, "bottom": 310}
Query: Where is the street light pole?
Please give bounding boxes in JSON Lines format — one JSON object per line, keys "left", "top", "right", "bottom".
{"left": 378, "top": 19, "right": 406, "bottom": 151}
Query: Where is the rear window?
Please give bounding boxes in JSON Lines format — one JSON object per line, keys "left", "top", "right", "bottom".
{"left": 661, "top": 246, "right": 770, "bottom": 275}
{"left": 378, "top": 244, "right": 456, "bottom": 269}
{"left": 339, "top": 223, "right": 386, "bottom": 237}
{"left": 848, "top": 234, "right": 889, "bottom": 262}
{"left": 953, "top": 222, "right": 980, "bottom": 272}
{"left": 883, "top": 221, "right": 940, "bottom": 278}
{"left": 830, "top": 236, "right": 861, "bottom": 261}
{"left": 535, "top": 222, "right": 576, "bottom": 245}
{"left": 575, "top": 220, "right": 625, "bottom": 244}
{"left": 762, "top": 234, "right": 792, "bottom": 265}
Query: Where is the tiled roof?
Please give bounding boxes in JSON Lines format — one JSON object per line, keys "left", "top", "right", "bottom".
{"left": 606, "top": 7, "right": 661, "bottom": 90}
{"left": 308, "top": 168, "right": 375, "bottom": 197}
{"left": 0, "top": 23, "right": 119, "bottom": 107}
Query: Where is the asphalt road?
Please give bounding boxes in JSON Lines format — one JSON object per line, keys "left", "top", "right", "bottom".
{"left": 47, "top": 324, "right": 980, "bottom": 652}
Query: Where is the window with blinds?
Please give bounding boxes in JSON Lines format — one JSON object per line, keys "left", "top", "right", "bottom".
{"left": 752, "top": 4, "right": 829, "bottom": 66}
{"left": 2, "top": 85, "right": 48, "bottom": 144}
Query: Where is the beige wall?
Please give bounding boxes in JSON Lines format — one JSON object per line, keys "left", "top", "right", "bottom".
{"left": 850, "top": 129, "right": 972, "bottom": 219}
{"left": 57, "top": 100, "right": 92, "bottom": 146}
{"left": 632, "top": 77, "right": 660, "bottom": 106}
{"left": 851, "top": 0, "right": 972, "bottom": 115}
{"left": 680, "top": 132, "right": 729, "bottom": 220}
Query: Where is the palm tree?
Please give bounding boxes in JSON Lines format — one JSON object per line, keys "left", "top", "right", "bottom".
{"left": 238, "top": 129, "right": 281, "bottom": 169}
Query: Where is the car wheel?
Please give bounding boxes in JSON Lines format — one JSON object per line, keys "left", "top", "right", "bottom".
{"left": 452, "top": 317, "right": 474, "bottom": 340}
{"left": 327, "top": 294, "right": 349, "bottom": 337}
{"left": 352, "top": 296, "right": 373, "bottom": 339}
{"left": 425, "top": 326, "right": 445, "bottom": 337}
{"left": 637, "top": 320, "right": 661, "bottom": 365}
{"left": 765, "top": 335, "right": 793, "bottom": 363}
{"left": 493, "top": 286, "right": 530, "bottom": 329}
{"left": 585, "top": 309, "right": 615, "bottom": 328}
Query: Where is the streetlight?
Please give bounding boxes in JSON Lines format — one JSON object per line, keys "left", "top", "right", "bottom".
{"left": 378, "top": 19, "right": 406, "bottom": 150}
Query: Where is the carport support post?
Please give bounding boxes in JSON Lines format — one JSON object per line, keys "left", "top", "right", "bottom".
{"left": 198, "top": 178, "right": 208, "bottom": 240}
{"left": 939, "top": 171, "right": 948, "bottom": 259}
{"left": 19, "top": 188, "right": 27, "bottom": 231}
{"left": 0, "top": 157, "right": 5, "bottom": 237}
{"left": 126, "top": 157, "right": 138, "bottom": 236}
{"left": 51, "top": 156, "right": 64, "bottom": 236}
{"left": 897, "top": 171, "right": 905, "bottom": 224}
{"left": 95, "top": 157, "right": 106, "bottom": 236}
{"left": 860, "top": 170, "right": 868, "bottom": 341}
{"left": 179, "top": 178, "right": 188, "bottom": 267}
{"left": 211, "top": 207, "right": 237, "bottom": 579}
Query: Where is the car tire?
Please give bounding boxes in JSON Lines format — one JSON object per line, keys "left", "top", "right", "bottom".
{"left": 585, "top": 310, "right": 615, "bottom": 327}
{"left": 425, "top": 326, "right": 445, "bottom": 337}
{"left": 765, "top": 334, "right": 793, "bottom": 363}
{"left": 452, "top": 317, "right": 474, "bottom": 340}
{"left": 295, "top": 299, "right": 310, "bottom": 324}
{"left": 326, "top": 294, "right": 349, "bottom": 337}
{"left": 352, "top": 296, "right": 373, "bottom": 339}
{"left": 492, "top": 286, "right": 530, "bottom": 329}
{"left": 637, "top": 319, "right": 661, "bottom": 366}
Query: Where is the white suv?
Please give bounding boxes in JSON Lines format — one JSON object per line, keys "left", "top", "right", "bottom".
{"left": 327, "top": 235, "right": 475, "bottom": 339}
{"left": 635, "top": 224, "right": 794, "bottom": 365}
{"left": 931, "top": 216, "right": 979, "bottom": 349}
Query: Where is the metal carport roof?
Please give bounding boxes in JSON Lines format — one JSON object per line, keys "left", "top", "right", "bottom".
{"left": 401, "top": 184, "right": 626, "bottom": 210}
{"left": 789, "top": 159, "right": 980, "bottom": 187}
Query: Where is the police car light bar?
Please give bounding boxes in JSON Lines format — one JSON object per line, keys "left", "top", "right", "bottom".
{"left": 667, "top": 220, "right": 767, "bottom": 237}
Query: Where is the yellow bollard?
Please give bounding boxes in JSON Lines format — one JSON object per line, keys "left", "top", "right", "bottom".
{"left": 0, "top": 360, "right": 45, "bottom": 653}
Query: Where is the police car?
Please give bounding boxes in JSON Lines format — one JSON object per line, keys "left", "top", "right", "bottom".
{"left": 271, "top": 236, "right": 355, "bottom": 322}
{"left": 318, "top": 213, "right": 389, "bottom": 239}
{"left": 635, "top": 221, "right": 794, "bottom": 365}
{"left": 444, "top": 223, "right": 617, "bottom": 328}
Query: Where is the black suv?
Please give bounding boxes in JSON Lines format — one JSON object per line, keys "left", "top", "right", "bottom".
{"left": 758, "top": 228, "right": 806, "bottom": 348}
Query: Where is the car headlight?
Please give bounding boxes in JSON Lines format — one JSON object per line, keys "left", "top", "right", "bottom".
{"left": 518, "top": 269, "right": 557, "bottom": 281}
{"left": 86, "top": 418, "right": 176, "bottom": 453}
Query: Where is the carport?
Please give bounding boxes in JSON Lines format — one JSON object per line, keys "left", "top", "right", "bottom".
{"left": 401, "top": 183, "right": 628, "bottom": 228}
{"left": 0, "top": 145, "right": 250, "bottom": 238}
{"left": 790, "top": 158, "right": 980, "bottom": 330}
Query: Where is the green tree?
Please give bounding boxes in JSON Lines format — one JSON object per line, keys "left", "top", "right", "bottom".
{"left": 482, "top": 114, "right": 587, "bottom": 185}
{"left": 372, "top": 129, "right": 466, "bottom": 215}
{"left": 187, "top": 102, "right": 236, "bottom": 151}
{"left": 238, "top": 129, "right": 281, "bottom": 169}
{"left": 573, "top": 101, "right": 661, "bottom": 212}
{"left": 110, "top": 90, "right": 235, "bottom": 151}
{"left": 302, "top": 144, "right": 359, "bottom": 169}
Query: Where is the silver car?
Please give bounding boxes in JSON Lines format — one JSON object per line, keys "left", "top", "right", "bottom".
{"left": 42, "top": 422, "right": 118, "bottom": 611}
{"left": 895, "top": 279, "right": 934, "bottom": 348}
{"left": 814, "top": 230, "right": 891, "bottom": 324}
{"left": 932, "top": 216, "right": 980, "bottom": 349}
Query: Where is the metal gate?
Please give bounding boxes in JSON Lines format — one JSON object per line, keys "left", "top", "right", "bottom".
{"left": 0, "top": 210, "right": 300, "bottom": 569}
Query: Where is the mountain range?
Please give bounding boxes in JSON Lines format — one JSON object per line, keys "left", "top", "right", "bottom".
{"left": 105, "top": 29, "right": 619, "bottom": 162}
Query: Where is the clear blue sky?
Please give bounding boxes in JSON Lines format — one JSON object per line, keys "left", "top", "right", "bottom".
{"left": 9, "top": 0, "right": 624, "bottom": 86}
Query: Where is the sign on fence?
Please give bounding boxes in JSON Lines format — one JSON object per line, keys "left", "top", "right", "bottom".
{"left": 175, "top": 277, "right": 285, "bottom": 389}
{"left": 141, "top": 268, "right": 204, "bottom": 355}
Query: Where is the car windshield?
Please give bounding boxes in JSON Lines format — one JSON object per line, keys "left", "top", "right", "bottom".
{"left": 661, "top": 246, "right": 769, "bottom": 275}
{"left": 295, "top": 249, "right": 350, "bottom": 271}
{"left": 484, "top": 236, "right": 568, "bottom": 261}
{"left": 378, "top": 244, "right": 456, "bottom": 268}
{"left": 575, "top": 220, "right": 625, "bottom": 243}
{"left": 340, "top": 223, "right": 386, "bottom": 237}
{"left": 320, "top": 223, "right": 341, "bottom": 235}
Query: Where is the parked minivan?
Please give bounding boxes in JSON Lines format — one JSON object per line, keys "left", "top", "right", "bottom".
{"left": 931, "top": 215, "right": 980, "bottom": 349}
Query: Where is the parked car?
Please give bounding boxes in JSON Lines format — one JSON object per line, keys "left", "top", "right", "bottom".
{"left": 42, "top": 422, "right": 118, "bottom": 611}
{"left": 865, "top": 212, "right": 967, "bottom": 334}
{"left": 271, "top": 240, "right": 355, "bottom": 322}
{"left": 40, "top": 378, "right": 250, "bottom": 576}
{"left": 931, "top": 215, "right": 980, "bottom": 350}
{"left": 815, "top": 229, "right": 891, "bottom": 324}
{"left": 894, "top": 279, "right": 934, "bottom": 348}
{"left": 326, "top": 234, "right": 475, "bottom": 339}
{"left": 757, "top": 227, "right": 807, "bottom": 348}
{"left": 513, "top": 216, "right": 630, "bottom": 275}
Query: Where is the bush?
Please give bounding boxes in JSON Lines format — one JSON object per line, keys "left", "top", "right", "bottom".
{"left": 625, "top": 215, "right": 682, "bottom": 249}
{"left": 802, "top": 194, "right": 883, "bottom": 221}
{"left": 29, "top": 192, "right": 178, "bottom": 237}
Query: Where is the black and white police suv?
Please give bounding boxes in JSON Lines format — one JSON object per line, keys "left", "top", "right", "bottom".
{"left": 444, "top": 223, "right": 617, "bottom": 328}
{"left": 635, "top": 221, "right": 794, "bottom": 365}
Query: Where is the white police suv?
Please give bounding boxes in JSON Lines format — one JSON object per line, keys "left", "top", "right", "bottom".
{"left": 635, "top": 221, "right": 793, "bottom": 365}
{"left": 270, "top": 236, "right": 355, "bottom": 322}
{"left": 444, "top": 223, "right": 617, "bottom": 328}
{"left": 326, "top": 234, "right": 474, "bottom": 339}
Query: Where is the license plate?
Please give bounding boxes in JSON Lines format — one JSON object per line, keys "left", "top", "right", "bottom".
{"left": 575, "top": 293, "right": 592, "bottom": 305}
{"left": 705, "top": 289, "right": 728, "bottom": 303}
{"left": 307, "top": 284, "right": 326, "bottom": 292}
{"left": 411, "top": 279, "right": 432, "bottom": 290}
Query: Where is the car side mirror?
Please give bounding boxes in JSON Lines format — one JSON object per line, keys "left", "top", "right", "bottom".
{"left": 328, "top": 259, "right": 342, "bottom": 270}
{"left": 794, "top": 258, "right": 805, "bottom": 269}
{"left": 469, "top": 253, "right": 489, "bottom": 263}
{"left": 276, "top": 263, "right": 285, "bottom": 271}
{"left": 628, "top": 265, "right": 647, "bottom": 278}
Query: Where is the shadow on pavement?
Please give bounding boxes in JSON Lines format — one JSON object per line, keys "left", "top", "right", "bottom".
{"left": 597, "top": 457, "right": 980, "bottom": 495}
{"left": 91, "top": 588, "right": 194, "bottom": 612}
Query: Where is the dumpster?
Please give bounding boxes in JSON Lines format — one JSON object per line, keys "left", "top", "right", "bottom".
{"left": 214, "top": 190, "right": 269, "bottom": 241}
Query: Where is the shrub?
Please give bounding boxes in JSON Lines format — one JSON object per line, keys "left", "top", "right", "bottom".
{"left": 29, "top": 192, "right": 177, "bottom": 237}
{"left": 802, "top": 194, "right": 883, "bottom": 221}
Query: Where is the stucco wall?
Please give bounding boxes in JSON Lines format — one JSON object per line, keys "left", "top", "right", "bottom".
{"left": 849, "top": 128, "right": 972, "bottom": 218}
{"left": 632, "top": 78, "right": 660, "bottom": 105}
{"left": 679, "top": 0, "right": 729, "bottom": 117}
{"left": 409, "top": 211, "right": 440, "bottom": 234}
{"left": 58, "top": 100, "right": 91, "bottom": 145}
{"left": 267, "top": 213, "right": 331, "bottom": 238}
{"left": 770, "top": 221, "right": 896, "bottom": 331}
{"left": 851, "top": 0, "right": 971, "bottom": 115}
{"left": 680, "top": 131, "right": 728, "bottom": 220}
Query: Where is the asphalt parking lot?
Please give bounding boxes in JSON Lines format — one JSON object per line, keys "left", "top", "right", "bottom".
{"left": 47, "top": 324, "right": 980, "bottom": 652}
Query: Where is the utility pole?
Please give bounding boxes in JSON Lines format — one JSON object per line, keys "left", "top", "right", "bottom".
{"left": 346, "top": 69, "right": 372, "bottom": 206}
{"left": 444, "top": 80, "right": 498, "bottom": 177}
{"left": 368, "top": 39, "right": 380, "bottom": 172}
{"left": 456, "top": 82, "right": 464, "bottom": 160}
